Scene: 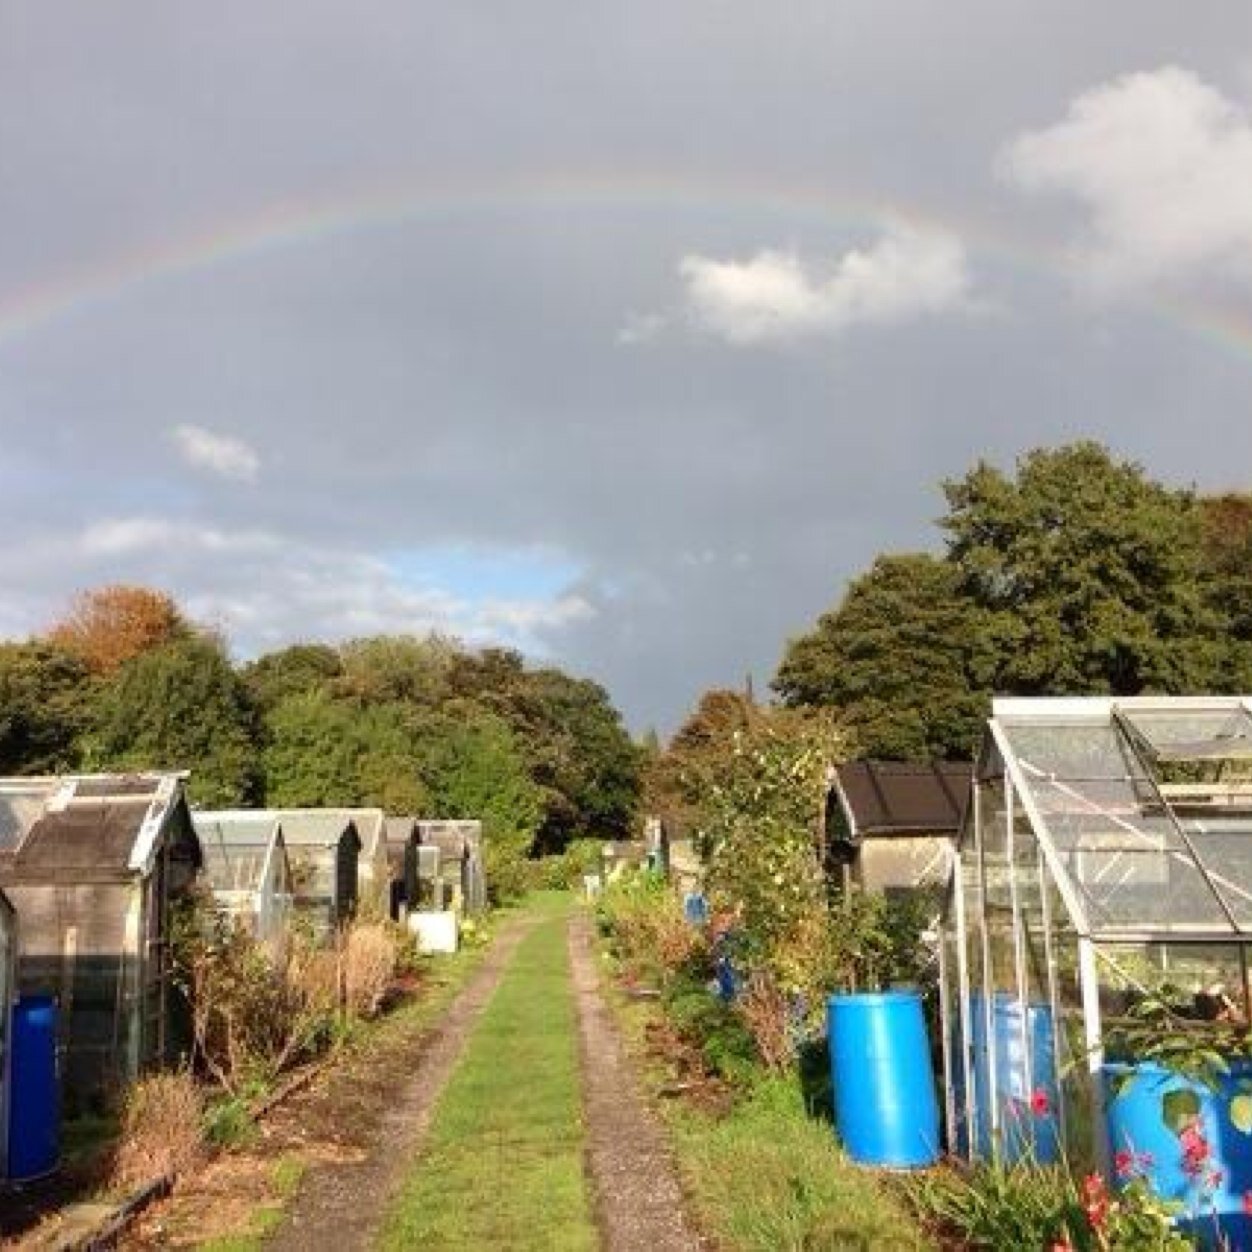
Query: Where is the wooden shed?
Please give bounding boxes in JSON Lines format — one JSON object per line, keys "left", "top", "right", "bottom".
{"left": 0, "top": 888, "right": 15, "bottom": 1180}
{"left": 383, "top": 816, "right": 420, "bottom": 918}
{"left": 192, "top": 814, "right": 293, "bottom": 950}
{"left": 824, "top": 760, "right": 970, "bottom": 898}
{"left": 0, "top": 773, "right": 202, "bottom": 1112}
{"left": 416, "top": 820, "right": 486, "bottom": 914}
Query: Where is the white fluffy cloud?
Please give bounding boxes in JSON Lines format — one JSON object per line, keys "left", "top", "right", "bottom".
{"left": 1002, "top": 66, "right": 1252, "bottom": 287}
{"left": 2, "top": 516, "right": 593, "bottom": 656}
{"left": 171, "top": 424, "right": 261, "bottom": 482}
{"left": 678, "top": 223, "right": 971, "bottom": 344}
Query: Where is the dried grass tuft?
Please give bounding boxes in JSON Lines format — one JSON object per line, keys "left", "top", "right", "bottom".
{"left": 343, "top": 922, "right": 399, "bottom": 1018}
{"left": 112, "top": 1070, "right": 205, "bottom": 1189}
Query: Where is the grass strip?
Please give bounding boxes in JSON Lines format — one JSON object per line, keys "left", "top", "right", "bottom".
{"left": 379, "top": 901, "right": 595, "bottom": 1252}
{"left": 607, "top": 967, "right": 932, "bottom": 1251}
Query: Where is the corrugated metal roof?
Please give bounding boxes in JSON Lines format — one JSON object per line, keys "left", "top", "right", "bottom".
{"left": 834, "top": 760, "right": 971, "bottom": 838}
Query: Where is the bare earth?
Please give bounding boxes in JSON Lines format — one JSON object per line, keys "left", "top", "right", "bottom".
{"left": 568, "top": 914, "right": 706, "bottom": 1252}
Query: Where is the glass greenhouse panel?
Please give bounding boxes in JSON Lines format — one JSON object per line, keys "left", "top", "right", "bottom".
{"left": 1119, "top": 705, "right": 1252, "bottom": 763}
{"left": 1000, "top": 720, "right": 1236, "bottom": 934}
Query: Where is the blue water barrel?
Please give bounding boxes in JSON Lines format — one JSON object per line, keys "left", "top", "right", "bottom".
{"left": 967, "top": 993, "right": 1059, "bottom": 1164}
{"left": 828, "top": 990, "right": 940, "bottom": 1168}
{"left": 7, "top": 995, "right": 59, "bottom": 1180}
{"left": 682, "top": 892, "right": 709, "bottom": 926}
{"left": 1106, "top": 1061, "right": 1252, "bottom": 1248}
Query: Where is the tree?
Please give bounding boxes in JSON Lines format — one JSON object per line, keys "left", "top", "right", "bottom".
{"left": 1199, "top": 493, "right": 1252, "bottom": 689}
{"left": 89, "top": 634, "right": 261, "bottom": 806}
{"left": 0, "top": 641, "right": 93, "bottom": 774}
{"left": 942, "top": 442, "right": 1221, "bottom": 695}
{"left": 446, "top": 648, "right": 642, "bottom": 852}
{"left": 644, "top": 689, "right": 758, "bottom": 836}
{"left": 774, "top": 555, "right": 990, "bottom": 759}
{"left": 412, "top": 702, "right": 544, "bottom": 858}
{"left": 242, "top": 644, "right": 342, "bottom": 715}
{"left": 47, "top": 585, "right": 187, "bottom": 675}
{"left": 262, "top": 691, "right": 427, "bottom": 812}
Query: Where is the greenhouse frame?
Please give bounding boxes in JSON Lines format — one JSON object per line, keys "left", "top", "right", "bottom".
{"left": 940, "top": 696, "right": 1252, "bottom": 1186}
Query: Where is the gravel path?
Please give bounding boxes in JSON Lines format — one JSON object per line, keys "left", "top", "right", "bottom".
{"left": 567, "top": 914, "right": 705, "bottom": 1252}
{"left": 262, "top": 915, "right": 536, "bottom": 1252}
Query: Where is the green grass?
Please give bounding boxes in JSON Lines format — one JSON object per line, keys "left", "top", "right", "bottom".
{"left": 605, "top": 956, "right": 931, "bottom": 1252}
{"left": 378, "top": 899, "right": 596, "bottom": 1252}
{"left": 668, "top": 1077, "right": 933, "bottom": 1251}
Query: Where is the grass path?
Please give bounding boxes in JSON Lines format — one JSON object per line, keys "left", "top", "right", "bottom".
{"left": 377, "top": 895, "right": 596, "bottom": 1252}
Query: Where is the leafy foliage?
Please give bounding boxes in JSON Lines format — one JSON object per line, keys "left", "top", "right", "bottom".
{"left": 0, "top": 640, "right": 93, "bottom": 774}
{"left": 47, "top": 584, "right": 187, "bottom": 675}
{"left": 88, "top": 633, "right": 261, "bottom": 806}
{"left": 774, "top": 554, "right": 990, "bottom": 758}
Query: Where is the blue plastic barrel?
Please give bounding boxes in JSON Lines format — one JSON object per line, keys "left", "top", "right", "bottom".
{"left": 682, "top": 892, "right": 709, "bottom": 926}
{"left": 7, "top": 995, "right": 59, "bottom": 1180}
{"left": 967, "top": 993, "right": 1059, "bottom": 1164}
{"left": 828, "top": 990, "right": 940, "bottom": 1168}
{"left": 1106, "top": 1061, "right": 1252, "bottom": 1248}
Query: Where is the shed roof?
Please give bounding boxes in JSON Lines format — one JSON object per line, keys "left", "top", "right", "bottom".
{"left": 0, "top": 773, "right": 194, "bottom": 882}
{"left": 416, "top": 820, "right": 482, "bottom": 860}
{"left": 197, "top": 809, "right": 361, "bottom": 851}
{"left": 834, "top": 760, "right": 971, "bottom": 838}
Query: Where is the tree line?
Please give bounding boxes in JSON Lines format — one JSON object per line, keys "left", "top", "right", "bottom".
{"left": 0, "top": 586, "right": 643, "bottom": 880}
{"left": 645, "top": 442, "right": 1252, "bottom": 833}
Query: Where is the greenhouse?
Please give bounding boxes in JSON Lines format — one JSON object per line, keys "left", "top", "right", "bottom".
{"left": 940, "top": 696, "right": 1252, "bottom": 1228}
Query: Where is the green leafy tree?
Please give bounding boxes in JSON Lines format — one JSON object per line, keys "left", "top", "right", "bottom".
{"left": 89, "top": 634, "right": 262, "bottom": 806}
{"left": 446, "top": 648, "right": 642, "bottom": 852}
{"left": 242, "top": 644, "right": 343, "bottom": 715}
{"left": 1199, "top": 493, "right": 1252, "bottom": 689}
{"left": 0, "top": 641, "right": 94, "bottom": 774}
{"left": 774, "top": 554, "right": 990, "bottom": 759}
{"left": 261, "top": 690, "right": 427, "bottom": 812}
{"left": 413, "top": 703, "right": 543, "bottom": 856}
{"left": 644, "top": 689, "right": 758, "bottom": 837}
{"left": 942, "top": 442, "right": 1221, "bottom": 695}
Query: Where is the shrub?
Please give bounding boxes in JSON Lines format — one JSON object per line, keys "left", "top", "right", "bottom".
{"left": 343, "top": 921, "right": 399, "bottom": 1018}
{"left": 598, "top": 870, "right": 704, "bottom": 984}
{"left": 175, "top": 903, "right": 339, "bottom": 1094}
{"left": 664, "top": 976, "right": 758, "bottom": 1087}
{"left": 112, "top": 1070, "right": 205, "bottom": 1188}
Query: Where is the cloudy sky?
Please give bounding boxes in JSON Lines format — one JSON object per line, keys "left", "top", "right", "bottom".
{"left": 2, "top": 4, "right": 1252, "bottom": 731}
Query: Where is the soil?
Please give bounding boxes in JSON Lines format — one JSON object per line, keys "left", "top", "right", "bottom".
{"left": 119, "top": 915, "right": 536, "bottom": 1251}
{"left": 567, "top": 915, "right": 707, "bottom": 1252}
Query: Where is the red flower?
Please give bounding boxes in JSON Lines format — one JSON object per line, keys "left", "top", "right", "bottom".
{"left": 1050, "top": 1241, "right": 1074, "bottom": 1252}
{"left": 1030, "top": 1086, "right": 1051, "bottom": 1117}
{"left": 1180, "top": 1123, "right": 1212, "bottom": 1181}
{"left": 1114, "top": 1148, "right": 1154, "bottom": 1179}
{"left": 1082, "top": 1173, "right": 1109, "bottom": 1231}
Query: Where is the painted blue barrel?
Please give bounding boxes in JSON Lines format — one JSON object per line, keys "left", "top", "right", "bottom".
{"left": 682, "top": 891, "right": 709, "bottom": 926}
{"left": 7, "top": 995, "right": 59, "bottom": 1181}
{"left": 1105, "top": 1061, "right": 1252, "bottom": 1247}
{"left": 828, "top": 990, "right": 940, "bottom": 1168}
{"left": 967, "top": 993, "right": 1059, "bottom": 1164}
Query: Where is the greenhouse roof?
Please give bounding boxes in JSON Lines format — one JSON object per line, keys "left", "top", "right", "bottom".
{"left": 985, "top": 696, "right": 1252, "bottom": 940}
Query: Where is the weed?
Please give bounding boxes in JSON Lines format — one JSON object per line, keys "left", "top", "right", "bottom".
{"left": 111, "top": 1070, "right": 205, "bottom": 1189}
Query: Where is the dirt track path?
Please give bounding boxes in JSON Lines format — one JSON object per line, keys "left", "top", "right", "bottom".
{"left": 261, "top": 914, "right": 537, "bottom": 1252}
{"left": 568, "top": 914, "right": 705, "bottom": 1252}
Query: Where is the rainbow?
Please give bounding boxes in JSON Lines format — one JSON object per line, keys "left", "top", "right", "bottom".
{"left": 1, "top": 170, "right": 1251, "bottom": 365}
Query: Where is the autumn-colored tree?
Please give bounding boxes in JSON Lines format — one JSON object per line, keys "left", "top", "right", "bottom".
{"left": 47, "top": 585, "right": 187, "bottom": 675}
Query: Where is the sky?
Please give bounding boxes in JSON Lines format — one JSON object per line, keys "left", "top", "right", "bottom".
{"left": 2, "top": 4, "right": 1252, "bottom": 733}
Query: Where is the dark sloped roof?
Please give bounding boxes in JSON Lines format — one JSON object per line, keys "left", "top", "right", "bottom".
{"left": 13, "top": 798, "right": 152, "bottom": 877}
{"left": 835, "top": 760, "right": 972, "bottom": 838}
